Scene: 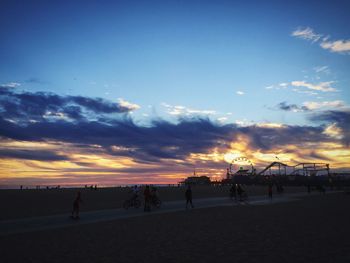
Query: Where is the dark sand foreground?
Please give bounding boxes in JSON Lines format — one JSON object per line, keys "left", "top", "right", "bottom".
{"left": 0, "top": 185, "right": 308, "bottom": 220}
{"left": 1, "top": 193, "right": 349, "bottom": 263}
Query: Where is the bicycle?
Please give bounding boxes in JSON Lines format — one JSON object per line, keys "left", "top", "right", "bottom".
{"left": 150, "top": 195, "right": 162, "bottom": 208}
{"left": 123, "top": 197, "right": 141, "bottom": 209}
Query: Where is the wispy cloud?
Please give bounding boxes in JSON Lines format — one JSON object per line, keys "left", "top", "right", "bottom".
{"left": 264, "top": 83, "right": 288, "bottom": 91}
{"left": 313, "top": 66, "right": 330, "bottom": 74}
{"left": 292, "top": 89, "right": 318, "bottom": 96}
{"left": 279, "top": 83, "right": 288, "bottom": 87}
{"left": 291, "top": 27, "right": 322, "bottom": 43}
{"left": 0, "top": 82, "right": 21, "bottom": 88}
{"left": 236, "top": 91, "right": 245, "bottom": 95}
{"left": 291, "top": 80, "right": 337, "bottom": 92}
{"left": 292, "top": 27, "right": 350, "bottom": 54}
{"left": 162, "top": 103, "right": 216, "bottom": 116}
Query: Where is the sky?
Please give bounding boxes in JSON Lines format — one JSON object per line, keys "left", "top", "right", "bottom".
{"left": 0, "top": 0, "right": 349, "bottom": 187}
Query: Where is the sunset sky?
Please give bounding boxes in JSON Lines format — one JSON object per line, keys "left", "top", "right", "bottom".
{"left": 0, "top": 0, "right": 349, "bottom": 187}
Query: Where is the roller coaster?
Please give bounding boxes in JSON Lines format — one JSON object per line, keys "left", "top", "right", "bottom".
{"left": 224, "top": 160, "right": 333, "bottom": 186}
{"left": 227, "top": 158, "right": 330, "bottom": 179}
{"left": 257, "top": 162, "right": 330, "bottom": 177}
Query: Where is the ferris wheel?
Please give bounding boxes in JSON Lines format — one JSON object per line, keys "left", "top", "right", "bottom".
{"left": 229, "top": 156, "right": 254, "bottom": 174}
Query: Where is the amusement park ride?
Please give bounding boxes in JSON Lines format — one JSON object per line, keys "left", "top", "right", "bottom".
{"left": 226, "top": 156, "right": 330, "bottom": 180}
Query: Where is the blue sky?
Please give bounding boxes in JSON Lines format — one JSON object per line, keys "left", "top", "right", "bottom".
{"left": 0, "top": 0, "right": 349, "bottom": 185}
{"left": 1, "top": 0, "right": 349, "bottom": 125}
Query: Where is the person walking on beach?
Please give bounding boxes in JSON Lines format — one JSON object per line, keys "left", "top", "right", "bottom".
{"left": 185, "top": 185, "right": 194, "bottom": 209}
{"left": 71, "top": 191, "right": 83, "bottom": 219}
{"left": 268, "top": 184, "right": 273, "bottom": 200}
{"left": 131, "top": 185, "right": 140, "bottom": 201}
{"left": 237, "top": 184, "right": 244, "bottom": 201}
{"left": 230, "top": 184, "right": 237, "bottom": 201}
{"left": 144, "top": 185, "right": 151, "bottom": 212}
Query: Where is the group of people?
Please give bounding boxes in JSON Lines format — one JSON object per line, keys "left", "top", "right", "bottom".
{"left": 71, "top": 184, "right": 194, "bottom": 219}
{"left": 230, "top": 183, "right": 280, "bottom": 201}
{"left": 71, "top": 183, "right": 287, "bottom": 219}
{"left": 142, "top": 185, "right": 160, "bottom": 211}
{"left": 229, "top": 184, "right": 246, "bottom": 201}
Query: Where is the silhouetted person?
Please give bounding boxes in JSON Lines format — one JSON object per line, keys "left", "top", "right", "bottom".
{"left": 185, "top": 185, "right": 194, "bottom": 209}
{"left": 131, "top": 185, "right": 140, "bottom": 201}
{"left": 230, "top": 184, "right": 237, "bottom": 201}
{"left": 144, "top": 185, "right": 151, "bottom": 212}
{"left": 151, "top": 185, "right": 158, "bottom": 200}
{"left": 268, "top": 184, "right": 273, "bottom": 200}
{"left": 71, "top": 191, "right": 82, "bottom": 219}
{"left": 20, "top": 185, "right": 23, "bottom": 190}
{"left": 276, "top": 183, "right": 283, "bottom": 194}
{"left": 94, "top": 184, "right": 97, "bottom": 190}
{"left": 237, "top": 184, "right": 244, "bottom": 201}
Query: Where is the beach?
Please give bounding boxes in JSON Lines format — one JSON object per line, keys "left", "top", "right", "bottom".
{"left": 0, "top": 187, "right": 349, "bottom": 262}
{"left": 0, "top": 185, "right": 308, "bottom": 220}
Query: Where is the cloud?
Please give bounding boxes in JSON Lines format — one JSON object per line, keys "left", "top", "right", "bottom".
{"left": 0, "top": 88, "right": 139, "bottom": 123}
{"left": 277, "top": 102, "right": 309, "bottom": 112}
{"left": 279, "top": 83, "right": 288, "bottom": 87}
{"left": 162, "top": 103, "right": 216, "bottom": 116}
{"left": 236, "top": 91, "right": 245, "bottom": 95}
{"left": 0, "top": 149, "right": 69, "bottom": 161}
{"left": 310, "top": 110, "right": 350, "bottom": 125}
{"left": 1, "top": 88, "right": 349, "bottom": 185}
{"left": 292, "top": 89, "right": 318, "bottom": 96}
{"left": 264, "top": 84, "right": 288, "bottom": 91}
{"left": 0, "top": 82, "right": 21, "bottom": 88}
{"left": 291, "top": 27, "right": 322, "bottom": 43}
{"left": 292, "top": 27, "right": 350, "bottom": 54}
{"left": 117, "top": 98, "right": 140, "bottom": 111}
{"left": 71, "top": 96, "right": 136, "bottom": 114}
{"left": 320, "top": 40, "right": 350, "bottom": 54}
{"left": 276, "top": 100, "right": 346, "bottom": 112}
{"left": 217, "top": 117, "right": 228, "bottom": 123}
{"left": 323, "top": 123, "right": 343, "bottom": 140}
{"left": 303, "top": 100, "right": 345, "bottom": 110}
{"left": 309, "top": 110, "right": 350, "bottom": 145}
{"left": 291, "top": 80, "right": 337, "bottom": 92}
{"left": 313, "top": 66, "right": 330, "bottom": 74}
{"left": 0, "top": 107, "right": 344, "bottom": 163}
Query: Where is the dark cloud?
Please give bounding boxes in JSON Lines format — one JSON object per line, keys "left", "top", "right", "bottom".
{"left": 1, "top": 88, "right": 348, "bottom": 164}
{"left": 277, "top": 101, "right": 309, "bottom": 112}
{"left": 0, "top": 88, "right": 137, "bottom": 123}
{"left": 0, "top": 149, "right": 69, "bottom": 161}
{"left": 309, "top": 110, "right": 350, "bottom": 145}
{"left": 0, "top": 114, "right": 339, "bottom": 164}
{"left": 310, "top": 110, "right": 350, "bottom": 125}
{"left": 71, "top": 96, "right": 131, "bottom": 114}
{"left": 239, "top": 124, "right": 328, "bottom": 150}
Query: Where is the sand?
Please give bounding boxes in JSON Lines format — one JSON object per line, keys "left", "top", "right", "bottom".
{"left": 0, "top": 192, "right": 349, "bottom": 263}
{"left": 0, "top": 185, "right": 308, "bottom": 220}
